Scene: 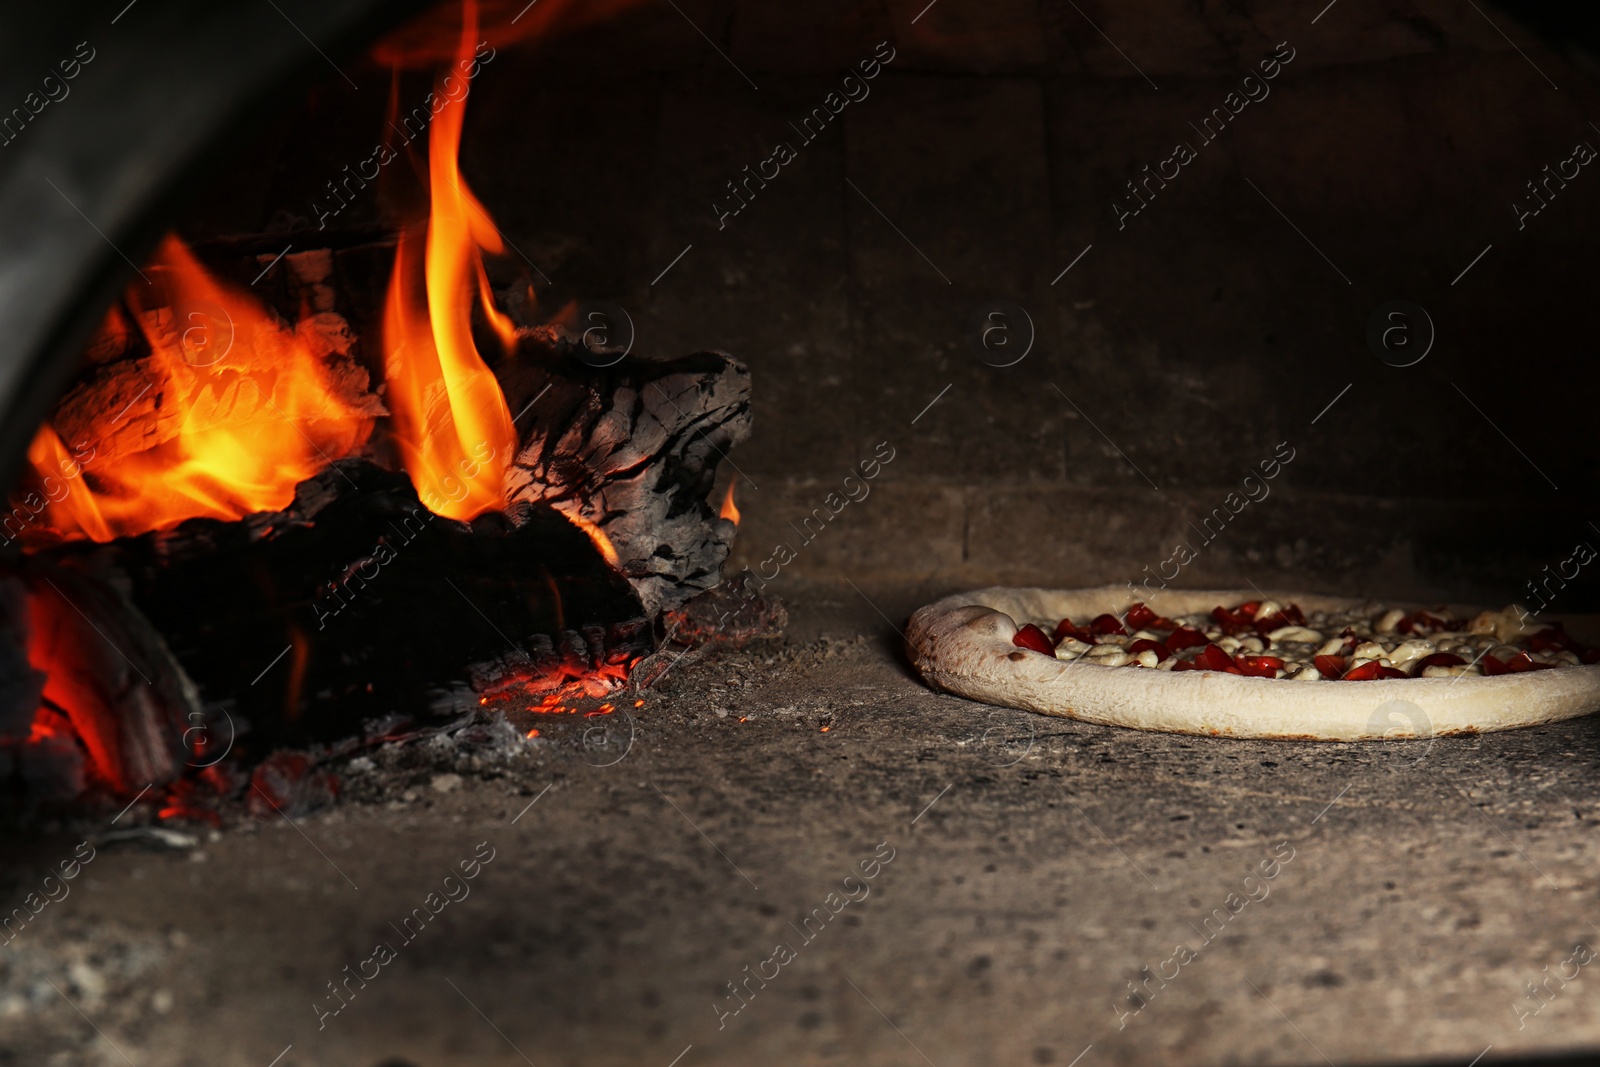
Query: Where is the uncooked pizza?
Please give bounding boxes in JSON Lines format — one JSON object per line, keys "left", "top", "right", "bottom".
{"left": 906, "top": 586, "right": 1600, "bottom": 740}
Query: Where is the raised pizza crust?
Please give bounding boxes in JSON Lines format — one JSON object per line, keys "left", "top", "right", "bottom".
{"left": 906, "top": 586, "right": 1600, "bottom": 740}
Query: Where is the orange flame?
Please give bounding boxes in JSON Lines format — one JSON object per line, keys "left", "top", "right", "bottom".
{"left": 380, "top": 0, "right": 516, "bottom": 522}
{"left": 720, "top": 479, "right": 740, "bottom": 525}
{"left": 20, "top": 236, "right": 376, "bottom": 543}
{"left": 26, "top": 583, "right": 128, "bottom": 791}
{"left": 562, "top": 509, "right": 619, "bottom": 568}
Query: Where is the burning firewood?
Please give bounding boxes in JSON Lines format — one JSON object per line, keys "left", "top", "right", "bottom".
{"left": 499, "top": 329, "right": 751, "bottom": 618}
{"left": 0, "top": 0, "right": 754, "bottom": 804}
{"left": 4, "top": 560, "right": 200, "bottom": 797}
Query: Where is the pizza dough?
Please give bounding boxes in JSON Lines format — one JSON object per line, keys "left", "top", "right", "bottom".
{"left": 906, "top": 586, "right": 1600, "bottom": 740}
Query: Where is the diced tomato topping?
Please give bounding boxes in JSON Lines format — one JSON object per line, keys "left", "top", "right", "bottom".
{"left": 1124, "top": 603, "right": 1178, "bottom": 632}
{"left": 1341, "top": 660, "right": 1398, "bottom": 681}
{"left": 1211, "top": 604, "right": 1256, "bottom": 636}
{"left": 1235, "top": 654, "right": 1284, "bottom": 678}
{"left": 1481, "top": 652, "right": 1555, "bottom": 675}
{"left": 1341, "top": 660, "right": 1379, "bottom": 681}
{"left": 1313, "top": 654, "right": 1346, "bottom": 678}
{"left": 1012, "top": 624, "right": 1055, "bottom": 656}
{"left": 1410, "top": 652, "right": 1466, "bottom": 676}
{"left": 1052, "top": 617, "right": 1096, "bottom": 645}
{"left": 1195, "top": 643, "right": 1241, "bottom": 673}
{"left": 1397, "top": 610, "right": 1451, "bottom": 635}
{"left": 1171, "top": 659, "right": 1201, "bottom": 671}
{"left": 1127, "top": 639, "right": 1171, "bottom": 661}
{"left": 1503, "top": 651, "right": 1556, "bottom": 673}
{"left": 1124, "top": 603, "right": 1157, "bottom": 630}
{"left": 1167, "top": 627, "right": 1209, "bottom": 650}
{"left": 1090, "top": 613, "right": 1127, "bottom": 636}
{"left": 1254, "top": 603, "right": 1307, "bottom": 630}
{"left": 1526, "top": 629, "right": 1569, "bottom": 654}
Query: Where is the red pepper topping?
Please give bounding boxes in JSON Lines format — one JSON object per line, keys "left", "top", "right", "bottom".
{"left": 1410, "top": 652, "right": 1466, "bottom": 676}
{"left": 1167, "top": 627, "right": 1209, "bottom": 651}
{"left": 1313, "top": 654, "right": 1346, "bottom": 678}
{"left": 1234, "top": 654, "right": 1285, "bottom": 678}
{"left": 1480, "top": 653, "right": 1508, "bottom": 676}
{"left": 1052, "top": 617, "right": 1096, "bottom": 645}
{"left": 1090, "top": 613, "right": 1128, "bottom": 636}
{"left": 1012, "top": 624, "right": 1055, "bottom": 656}
{"left": 1127, "top": 639, "right": 1171, "bottom": 661}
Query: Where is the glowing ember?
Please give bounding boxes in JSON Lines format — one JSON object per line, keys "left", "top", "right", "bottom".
{"left": 20, "top": 236, "right": 376, "bottom": 543}
{"left": 381, "top": 0, "right": 516, "bottom": 522}
{"left": 720, "top": 479, "right": 740, "bottom": 525}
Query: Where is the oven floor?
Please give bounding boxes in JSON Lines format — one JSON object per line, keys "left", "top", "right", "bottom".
{"left": 4, "top": 581, "right": 1599, "bottom": 1066}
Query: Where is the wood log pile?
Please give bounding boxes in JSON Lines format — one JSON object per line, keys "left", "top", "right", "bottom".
{"left": 0, "top": 236, "right": 753, "bottom": 805}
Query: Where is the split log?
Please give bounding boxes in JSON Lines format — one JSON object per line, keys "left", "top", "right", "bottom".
{"left": 499, "top": 330, "right": 751, "bottom": 618}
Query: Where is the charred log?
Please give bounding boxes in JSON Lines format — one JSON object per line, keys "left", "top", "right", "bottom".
{"left": 2, "top": 561, "right": 200, "bottom": 798}
{"left": 32, "top": 459, "right": 647, "bottom": 755}
{"left": 498, "top": 330, "right": 751, "bottom": 618}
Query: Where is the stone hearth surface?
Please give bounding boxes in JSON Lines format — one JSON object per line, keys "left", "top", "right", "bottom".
{"left": 4, "top": 583, "right": 1600, "bottom": 1066}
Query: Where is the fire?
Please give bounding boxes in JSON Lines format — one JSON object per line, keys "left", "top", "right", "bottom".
{"left": 26, "top": 582, "right": 127, "bottom": 791}
{"left": 15, "top": 0, "right": 623, "bottom": 573}
{"left": 720, "top": 479, "right": 740, "bottom": 525}
{"left": 380, "top": 0, "right": 516, "bottom": 522}
{"left": 19, "top": 236, "right": 376, "bottom": 543}
{"left": 561, "top": 509, "right": 619, "bottom": 568}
